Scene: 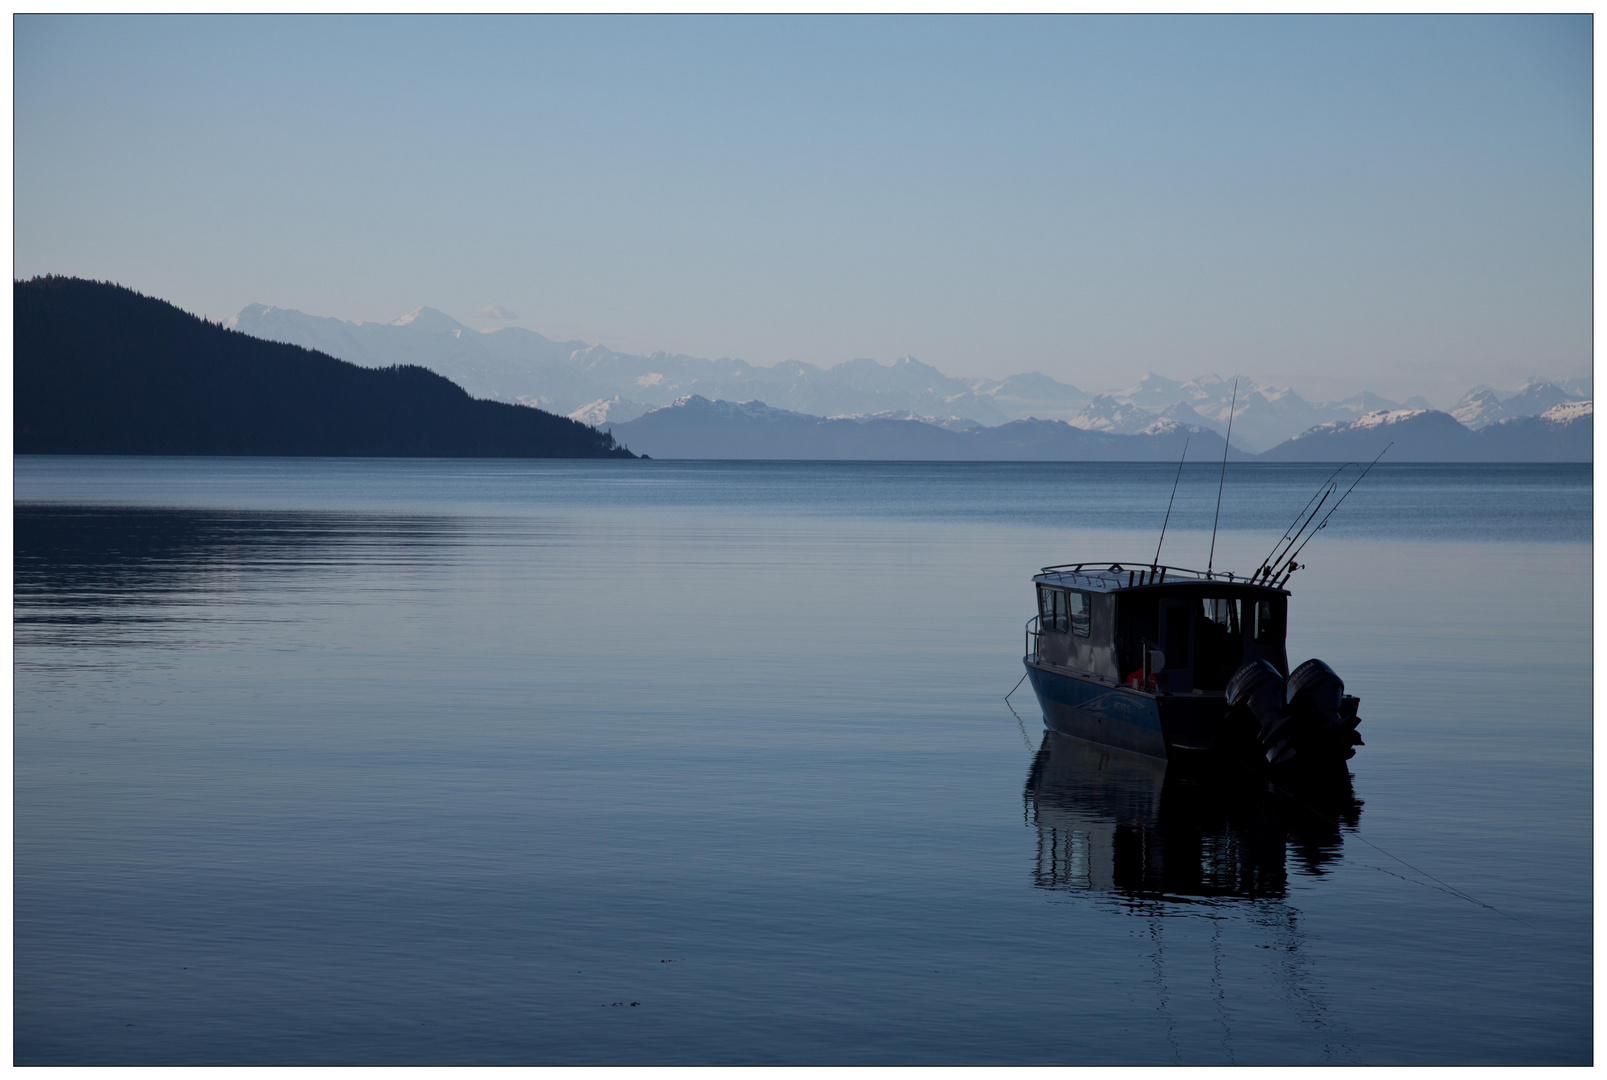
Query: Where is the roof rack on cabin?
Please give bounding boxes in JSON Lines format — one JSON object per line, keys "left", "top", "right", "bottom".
{"left": 1035, "top": 562, "right": 1284, "bottom": 590}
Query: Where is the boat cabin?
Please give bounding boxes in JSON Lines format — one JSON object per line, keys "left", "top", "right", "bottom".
{"left": 1029, "top": 562, "right": 1289, "bottom": 694}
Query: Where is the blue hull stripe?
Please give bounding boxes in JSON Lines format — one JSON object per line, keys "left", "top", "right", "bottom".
{"left": 1025, "top": 662, "right": 1169, "bottom": 759}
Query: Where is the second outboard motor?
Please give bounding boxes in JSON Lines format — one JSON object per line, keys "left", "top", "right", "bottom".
{"left": 1283, "top": 658, "right": 1365, "bottom": 765}
{"left": 1225, "top": 658, "right": 1363, "bottom": 770}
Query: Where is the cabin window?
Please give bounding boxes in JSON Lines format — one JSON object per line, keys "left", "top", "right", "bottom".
{"left": 1038, "top": 587, "right": 1066, "bottom": 632}
{"left": 1253, "top": 600, "right": 1275, "bottom": 644}
{"left": 1034, "top": 588, "right": 1082, "bottom": 633}
{"left": 1202, "top": 597, "right": 1240, "bottom": 633}
{"left": 1068, "top": 590, "right": 1090, "bottom": 637}
{"left": 1192, "top": 597, "right": 1245, "bottom": 691}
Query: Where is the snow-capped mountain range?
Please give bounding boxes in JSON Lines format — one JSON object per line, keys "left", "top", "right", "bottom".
{"left": 1260, "top": 401, "right": 1592, "bottom": 462}
{"left": 597, "top": 395, "right": 1589, "bottom": 462}
{"left": 602, "top": 395, "right": 1247, "bottom": 462}
{"left": 227, "top": 302, "right": 1590, "bottom": 456}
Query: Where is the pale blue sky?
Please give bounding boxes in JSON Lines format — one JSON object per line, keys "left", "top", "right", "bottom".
{"left": 14, "top": 15, "right": 1592, "bottom": 403}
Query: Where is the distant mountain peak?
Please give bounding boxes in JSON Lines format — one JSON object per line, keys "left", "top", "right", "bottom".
{"left": 666, "top": 394, "right": 791, "bottom": 421}
{"left": 1451, "top": 387, "right": 1507, "bottom": 429}
{"left": 1138, "top": 371, "right": 1183, "bottom": 389}
{"left": 226, "top": 303, "right": 312, "bottom": 332}
{"left": 389, "top": 307, "right": 466, "bottom": 333}
{"left": 1339, "top": 391, "right": 1403, "bottom": 412}
{"left": 1515, "top": 376, "right": 1562, "bottom": 394}
{"left": 226, "top": 303, "right": 270, "bottom": 328}
{"left": 568, "top": 396, "right": 649, "bottom": 428}
{"left": 1137, "top": 417, "right": 1187, "bottom": 437}
{"left": 1067, "top": 395, "right": 1162, "bottom": 435}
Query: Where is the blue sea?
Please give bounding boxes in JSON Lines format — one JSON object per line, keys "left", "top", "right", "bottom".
{"left": 13, "top": 457, "right": 1593, "bottom": 1065}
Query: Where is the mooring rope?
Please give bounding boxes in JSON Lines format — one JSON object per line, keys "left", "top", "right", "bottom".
{"left": 1003, "top": 672, "right": 1034, "bottom": 750}
{"left": 1225, "top": 754, "right": 1537, "bottom": 931}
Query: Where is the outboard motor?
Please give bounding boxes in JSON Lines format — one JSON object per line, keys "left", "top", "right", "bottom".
{"left": 1224, "top": 659, "right": 1284, "bottom": 732}
{"left": 1285, "top": 659, "right": 1365, "bottom": 765}
{"left": 1224, "top": 658, "right": 1363, "bottom": 770}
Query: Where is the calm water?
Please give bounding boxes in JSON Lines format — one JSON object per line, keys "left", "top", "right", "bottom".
{"left": 14, "top": 458, "right": 1592, "bottom": 1065}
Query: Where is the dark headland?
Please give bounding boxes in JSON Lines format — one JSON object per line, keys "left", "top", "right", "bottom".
{"left": 14, "top": 277, "right": 636, "bottom": 458}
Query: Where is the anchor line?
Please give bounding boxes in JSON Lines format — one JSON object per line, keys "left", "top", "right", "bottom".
{"left": 1003, "top": 672, "right": 1034, "bottom": 751}
{"left": 1222, "top": 754, "right": 1535, "bottom": 930}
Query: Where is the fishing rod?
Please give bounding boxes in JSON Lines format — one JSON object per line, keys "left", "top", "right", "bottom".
{"left": 1257, "top": 481, "right": 1335, "bottom": 582}
{"left": 1274, "top": 443, "right": 1392, "bottom": 586}
{"left": 1151, "top": 436, "right": 1189, "bottom": 569}
{"left": 1206, "top": 380, "right": 1238, "bottom": 577}
{"left": 1257, "top": 486, "right": 1334, "bottom": 583}
{"left": 1254, "top": 462, "right": 1354, "bottom": 582}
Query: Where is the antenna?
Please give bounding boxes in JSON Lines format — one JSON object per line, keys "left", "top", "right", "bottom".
{"left": 1152, "top": 437, "right": 1189, "bottom": 568}
{"left": 1206, "top": 380, "right": 1237, "bottom": 577}
{"left": 1276, "top": 442, "right": 1392, "bottom": 585}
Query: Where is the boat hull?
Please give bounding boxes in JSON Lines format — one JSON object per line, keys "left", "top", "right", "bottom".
{"left": 1024, "top": 661, "right": 1226, "bottom": 760}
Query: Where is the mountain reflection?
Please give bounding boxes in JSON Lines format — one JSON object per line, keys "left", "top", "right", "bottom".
{"left": 14, "top": 504, "right": 463, "bottom": 650}
{"left": 1024, "top": 731, "right": 1361, "bottom": 903}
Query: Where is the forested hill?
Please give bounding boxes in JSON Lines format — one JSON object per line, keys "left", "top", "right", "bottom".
{"left": 15, "top": 277, "right": 636, "bottom": 459}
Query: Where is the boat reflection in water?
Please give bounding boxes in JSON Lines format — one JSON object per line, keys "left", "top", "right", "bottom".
{"left": 1025, "top": 730, "right": 1362, "bottom": 904}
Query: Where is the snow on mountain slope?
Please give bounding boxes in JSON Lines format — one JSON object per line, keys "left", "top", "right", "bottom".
{"left": 1066, "top": 395, "right": 1158, "bottom": 434}
{"left": 1451, "top": 380, "right": 1589, "bottom": 431}
{"left": 1348, "top": 408, "right": 1430, "bottom": 429}
{"left": 568, "top": 397, "right": 650, "bottom": 426}
{"left": 1155, "top": 401, "right": 1228, "bottom": 439}
{"left": 1451, "top": 387, "right": 1507, "bottom": 429}
{"left": 1541, "top": 400, "right": 1593, "bottom": 424}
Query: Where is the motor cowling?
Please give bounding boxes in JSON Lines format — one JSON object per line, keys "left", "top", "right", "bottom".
{"left": 1226, "top": 658, "right": 1284, "bottom": 719}
{"left": 1224, "top": 658, "right": 1363, "bottom": 769}
{"left": 1222, "top": 659, "right": 1290, "bottom": 756}
{"left": 1288, "top": 658, "right": 1343, "bottom": 722}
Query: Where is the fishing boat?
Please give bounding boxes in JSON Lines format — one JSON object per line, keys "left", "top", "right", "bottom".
{"left": 1021, "top": 559, "right": 1361, "bottom": 767}
{"left": 1019, "top": 410, "right": 1381, "bottom": 770}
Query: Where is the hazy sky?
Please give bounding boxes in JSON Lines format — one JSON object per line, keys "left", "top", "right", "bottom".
{"left": 15, "top": 15, "right": 1592, "bottom": 404}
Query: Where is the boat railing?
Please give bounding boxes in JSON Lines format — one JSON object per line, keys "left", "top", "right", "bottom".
{"left": 1025, "top": 614, "right": 1041, "bottom": 663}
{"left": 1037, "top": 561, "right": 1268, "bottom": 589}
